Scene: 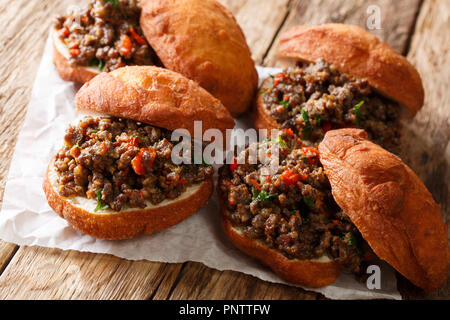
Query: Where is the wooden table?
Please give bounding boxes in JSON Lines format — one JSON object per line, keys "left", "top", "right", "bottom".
{"left": 0, "top": 0, "right": 448, "bottom": 300}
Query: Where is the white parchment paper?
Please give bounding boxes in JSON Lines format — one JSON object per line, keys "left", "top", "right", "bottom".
{"left": 0, "top": 35, "right": 401, "bottom": 300}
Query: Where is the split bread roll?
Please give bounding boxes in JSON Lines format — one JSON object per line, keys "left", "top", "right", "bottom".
{"left": 220, "top": 203, "right": 343, "bottom": 287}
{"left": 277, "top": 24, "right": 424, "bottom": 115}
{"left": 52, "top": 30, "right": 100, "bottom": 84}
{"left": 52, "top": 0, "right": 257, "bottom": 116}
{"left": 254, "top": 24, "right": 425, "bottom": 151}
{"left": 219, "top": 128, "right": 449, "bottom": 291}
{"left": 44, "top": 161, "right": 214, "bottom": 240}
{"left": 319, "top": 129, "right": 449, "bottom": 292}
{"left": 43, "top": 66, "right": 234, "bottom": 240}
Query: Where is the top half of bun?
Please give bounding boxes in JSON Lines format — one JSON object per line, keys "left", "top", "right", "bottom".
{"left": 318, "top": 128, "right": 449, "bottom": 292}
{"left": 278, "top": 24, "right": 424, "bottom": 116}
{"left": 140, "top": 0, "right": 258, "bottom": 116}
{"left": 75, "top": 66, "right": 235, "bottom": 137}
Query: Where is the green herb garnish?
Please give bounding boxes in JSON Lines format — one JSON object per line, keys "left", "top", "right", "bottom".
{"left": 131, "top": 134, "right": 149, "bottom": 145}
{"left": 88, "top": 58, "right": 99, "bottom": 66}
{"left": 88, "top": 58, "right": 105, "bottom": 72}
{"left": 303, "top": 196, "right": 315, "bottom": 208}
{"left": 289, "top": 210, "right": 309, "bottom": 224}
{"left": 252, "top": 188, "right": 278, "bottom": 204}
{"left": 105, "top": 0, "right": 119, "bottom": 9}
{"left": 315, "top": 115, "right": 322, "bottom": 126}
{"left": 259, "top": 90, "right": 266, "bottom": 95}
{"left": 98, "top": 59, "right": 105, "bottom": 72}
{"left": 347, "top": 232, "right": 363, "bottom": 255}
{"left": 353, "top": 101, "right": 365, "bottom": 127}
{"left": 301, "top": 109, "right": 312, "bottom": 139}
{"left": 279, "top": 100, "right": 291, "bottom": 109}
{"left": 277, "top": 134, "right": 290, "bottom": 150}
{"left": 91, "top": 129, "right": 99, "bottom": 133}
{"left": 94, "top": 189, "right": 109, "bottom": 212}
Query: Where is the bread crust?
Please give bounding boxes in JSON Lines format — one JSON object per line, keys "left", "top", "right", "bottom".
{"left": 52, "top": 30, "right": 99, "bottom": 83}
{"left": 253, "top": 77, "right": 281, "bottom": 133}
{"left": 218, "top": 178, "right": 342, "bottom": 287}
{"left": 75, "top": 66, "right": 235, "bottom": 137}
{"left": 318, "top": 128, "right": 449, "bottom": 291}
{"left": 278, "top": 24, "right": 424, "bottom": 115}
{"left": 140, "top": 0, "right": 258, "bottom": 116}
{"left": 43, "top": 160, "right": 214, "bottom": 240}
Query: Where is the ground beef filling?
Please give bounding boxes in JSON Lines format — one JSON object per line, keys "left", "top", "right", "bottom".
{"left": 54, "top": 117, "right": 213, "bottom": 212}
{"left": 262, "top": 59, "right": 401, "bottom": 152}
{"left": 219, "top": 138, "right": 372, "bottom": 274}
{"left": 53, "top": 0, "right": 158, "bottom": 72}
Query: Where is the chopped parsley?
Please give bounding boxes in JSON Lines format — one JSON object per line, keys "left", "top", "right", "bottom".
{"left": 315, "top": 115, "right": 322, "bottom": 126}
{"left": 289, "top": 210, "right": 309, "bottom": 224}
{"left": 131, "top": 134, "right": 149, "bottom": 145}
{"left": 98, "top": 59, "right": 105, "bottom": 72}
{"left": 347, "top": 232, "right": 363, "bottom": 255}
{"left": 277, "top": 134, "right": 290, "bottom": 150}
{"left": 303, "top": 196, "right": 314, "bottom": 208}
{"left": 105, "top": 0, "right": 119, "bottom": 9}
{"left": 353, "top": 101, "right": 365, "bottom": 127}
{"left": 301, "top": 109, "right": 312, "bottom": 139}
{"left": 252, "top": 188, "right": 278, "bottom": 204}
{"left": 279, "top": 100, "right": 291, "bottom": 109}
{"left": 88, "top": 58, "right": 105, "bottom": 72}
{"left": 94, "top": 189, "right": 109, "bottom": 212}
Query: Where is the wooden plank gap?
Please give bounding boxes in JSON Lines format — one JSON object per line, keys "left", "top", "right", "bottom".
{"left": 0, "top": 243, "right": 19, "bottom": 277}
{"left": 402, "top": 0, "right": 425, "bottom": 55}
{"left": 260, "top": 0, "right": 294, "bottom": 65}
{"left": 164, "top": 262, "right": 188, "bottom": 300}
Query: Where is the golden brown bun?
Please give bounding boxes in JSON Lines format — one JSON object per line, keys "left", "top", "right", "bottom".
{"left": 75, "top": 66, "right": 235, "bottom": 137}
{"left": 43, "top": 159, "right": 214, "bottom": 240}
{"left": 318, "top": 128, "right": 449, "bottom": 291}
{"left": 278, "top": 24, "right": 424, "bottom": 116}
{"left": 253, "top": 77, "right": 281, "bottom": 132}
{"left": 218, "top": 179, "right": 342, "bottom": 287}
{"left": 140, "top": 0, "right": 258, "bottom": 116}
{"left": 52, "top": 29, "right": 99, "bottom": 83}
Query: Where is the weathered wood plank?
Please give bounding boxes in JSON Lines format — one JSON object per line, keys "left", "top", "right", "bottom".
{"left": 0, "top": 0, "right": 86, "bottom": 277}
{"left": 264, "top": 0, "right": 422, "bottom": 66}
{"left": 397, "top": 0, "right": 450, "bottom": 299}
{"left": 158, "top": 262, "right": 320, "bottom": 300}
{"left": 219, "top": 0, "right": 291, "bottom": 64}
{"left": 0, "top": 246, "right": 184, "bottom": 299}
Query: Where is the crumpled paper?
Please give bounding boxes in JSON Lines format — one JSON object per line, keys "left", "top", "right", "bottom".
{"left": 0, "top": 35, "right": 401, "bottom": 300}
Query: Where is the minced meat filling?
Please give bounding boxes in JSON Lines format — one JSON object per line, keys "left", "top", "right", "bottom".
{"left": 54, "top": 117, "right": 213, "bottom": 212}
{"left": 261, "top": 59, "right": 401, "bottom": 152}
{"left": 53, "top": 0, "right": 158, "bottom": 72}
{"left": 219, "top": 134, "right": 372, "bottom": 274}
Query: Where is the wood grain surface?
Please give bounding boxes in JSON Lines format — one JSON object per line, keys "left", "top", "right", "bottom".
{"left": 0, "top": 0, "right": 448, "bottom": 300}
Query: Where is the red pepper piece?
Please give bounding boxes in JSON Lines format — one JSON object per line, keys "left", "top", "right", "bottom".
{"left": 230, "top": 156, "right": 239, "bottom": 171}
{"left": 129, "top": 27, "right": 147, "bottom": 46}
{"left": 120, "top": 35, "right": 133, "bottom": 56}
{"left": 281, "top": 169, "right": 301, "bottom": 187}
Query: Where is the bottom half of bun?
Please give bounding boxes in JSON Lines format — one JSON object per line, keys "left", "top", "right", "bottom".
{"left": 218, "top": 188, "right": 342, "bottom": 287}
{"left": 52, "top": 31, "right": 99, "bottom": 84}
{"left": 253, "top": 78, "right": 281, "bottom": 133}
{"left": 43, "top": 161, "right": 214, "bottom": 240}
